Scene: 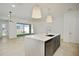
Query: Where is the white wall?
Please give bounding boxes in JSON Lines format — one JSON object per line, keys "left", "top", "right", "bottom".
{"left": 28, "top": 13, "right": 64, "bottom": 39}
{"left": 0, "top": 17, "right": 35, "bottom": 39}
{"left": 76, "top": 11, "right": 79, "bottom": 43}
{"left": 30, "top": 10, "right": 79, "bottom": 44}
{"left": 8, "top": 10, "right": 79, "bottom": 44}
{"left": 2, "top": 10, "right": 79, "bottom": 44}
{"left": 8, "top": 17, "right": 31, "bottom": 39}
{"left": 8, "top": 12, "right": 64, "bottom": 39}
{"left": 63, "top": 10, "right": 79, "bottom": 43}
{"left": 9, "top": 22, "right": 17, "bottom": 39}
{"left": 0, "top": 4, "right": 78, "bottom": 41}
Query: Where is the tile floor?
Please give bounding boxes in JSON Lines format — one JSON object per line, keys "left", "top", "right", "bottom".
{"left": 54, "top": 41, "right": 79, "bottom": 56}
{"left": 0, "top": 37, "right": 79, "bottom": 56}
{"left": 0, "top": 37, "right": 25, "bottom": 56}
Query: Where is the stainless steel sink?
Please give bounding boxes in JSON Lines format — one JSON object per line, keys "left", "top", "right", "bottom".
{"left": 46, "top": 34, "right": 54, "bottom": 37}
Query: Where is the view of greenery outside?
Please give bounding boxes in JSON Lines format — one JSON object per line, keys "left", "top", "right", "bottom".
{"left": 16, "top": 23, "right": 31, "bottom": 36}
{"left": 0, "top": 32, "right": 1, "bottom": 38}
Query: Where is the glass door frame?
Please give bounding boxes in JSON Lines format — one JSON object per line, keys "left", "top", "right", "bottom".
{"left": 0, "top": 20, "right": 9, "bottom": 38}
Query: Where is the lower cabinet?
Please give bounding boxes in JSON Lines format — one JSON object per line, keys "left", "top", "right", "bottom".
{"left": 45, "top": 35, "right": 60, "bottom": 56}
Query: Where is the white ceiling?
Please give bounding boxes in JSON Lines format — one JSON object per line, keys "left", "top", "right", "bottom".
{"left": 0, "top": 3, "right": 79, "bottom": 20}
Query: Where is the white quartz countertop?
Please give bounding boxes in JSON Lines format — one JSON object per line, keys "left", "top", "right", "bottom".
{"left": 25, "top": 33, "right": 60, "bottom": 42}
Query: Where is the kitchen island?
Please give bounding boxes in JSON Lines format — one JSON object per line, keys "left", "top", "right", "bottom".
{"left": 24, "top": 33, "right": 60, "bottom": 56}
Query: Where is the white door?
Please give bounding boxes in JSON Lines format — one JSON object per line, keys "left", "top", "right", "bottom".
{"left": 63, "top": 11, "right": 77, "bottom": 43}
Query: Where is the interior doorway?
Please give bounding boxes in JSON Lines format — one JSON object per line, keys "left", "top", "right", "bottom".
{"left": 0, "top": 20, "right": 9, "bottom": 39}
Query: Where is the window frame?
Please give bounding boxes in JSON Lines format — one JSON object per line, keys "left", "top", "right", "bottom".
{"left": 16, "top": 23, "right": 32, "bottom": 36}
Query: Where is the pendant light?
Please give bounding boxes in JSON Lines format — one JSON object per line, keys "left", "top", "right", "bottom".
{"left": 32, "top": 5, "right": 42, "bottom": 19}
{"left": 46, "top": 7, "right": 53, "bottom": 35}
{"left": 8, "top": 4, "right": 16, "bottom": 23}
{"left": 46, "top": 15, "right": 53, "bottom": 23}
{"left": 46, "top": 8, "right": 53, "bottom": 23}
{"left": 8, "top": 11, "right": 14, "bottom": 23}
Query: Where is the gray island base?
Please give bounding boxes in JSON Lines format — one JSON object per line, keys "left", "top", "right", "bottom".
{"left": 24, "top": 34, "right": 60, "bottom": 56}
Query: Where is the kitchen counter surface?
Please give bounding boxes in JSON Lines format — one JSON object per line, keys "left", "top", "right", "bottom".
{"left": 25, "top": 33, "right": 60, "bottom": 42}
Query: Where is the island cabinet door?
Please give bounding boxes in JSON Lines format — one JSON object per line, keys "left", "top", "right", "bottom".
{"left": 56, "top": 35, "right": 60, "bottom": 48}
{"left": 45, "top": 38, "right": 56, "bottom": 56}
{"left": 45, "top": 35, "right": 60, "bottom": 56}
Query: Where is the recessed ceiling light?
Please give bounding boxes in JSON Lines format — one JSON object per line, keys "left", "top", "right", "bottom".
{"left": 11, "top": 5, "right": 15, "bottom": 8}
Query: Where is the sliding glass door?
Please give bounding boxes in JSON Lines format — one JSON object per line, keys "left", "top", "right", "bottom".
{"left": 0, "top": 20, "right": 9, "bottom": 38}
{"left": 24, "top": 25, "right": 30, "bottom": 34}
{"left": 16, "top": 24, "right": 24, "bottom": 35}
{"left": 2, "top": 24, "right": 8, "bottom": 36}
{"left": 16, "top": 23, "right": 32, "bottom": 36}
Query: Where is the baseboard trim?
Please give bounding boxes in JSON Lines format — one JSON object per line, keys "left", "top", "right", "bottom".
{"left": 9, "top": 37, "right": 17, "bottom": 40}
{"left": 63, "top": 40, "right": 79, "bottom": 45}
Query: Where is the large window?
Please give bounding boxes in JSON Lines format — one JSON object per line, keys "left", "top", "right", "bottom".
{"left": 16, "top": 23, "right": 34, "bottom": 36}
{"left": 16, "top": 24, "right": 24, "bottom": 35}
